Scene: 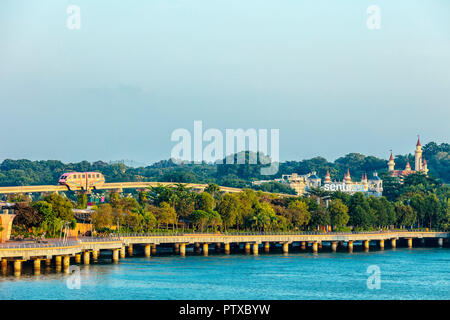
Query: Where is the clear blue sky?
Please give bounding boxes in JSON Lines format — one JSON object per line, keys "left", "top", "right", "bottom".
{"left": 0, "top": 0, "right": 449, "bottom": 165}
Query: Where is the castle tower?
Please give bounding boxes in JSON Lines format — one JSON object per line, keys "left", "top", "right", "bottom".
{"left": 324, "top": 168, "right": 332, "bottom": 183}
{"left": 362, "top": 172, "right": 368, "bottom": 191}
{"left": 423, "top": 158, "right": 429, "bottom": 174}
{"left": 388, "top": 151, "right": 395, "bottom": 172}
{"left": 344, "top": 168, "right": 352, "bottom": 183}
{"left": 405, "top": 157, "right": 411, "bottom": 171}
{"left": 415, "top": 136, "right": 422, "bottom": 171}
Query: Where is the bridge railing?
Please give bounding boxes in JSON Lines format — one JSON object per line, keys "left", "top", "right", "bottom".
{"left": 0, "top": 240, "right": 80, "bottom": 249}
{"left": 79, "top": 236, "right": 122, "bottom": 242}
{"left": 101, "top": 230, "right": 446, "bottom": 238}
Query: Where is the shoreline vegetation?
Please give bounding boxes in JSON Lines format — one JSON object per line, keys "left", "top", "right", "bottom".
{"left": 7, "top": 169, "right": 450, "bottom": 240}
{"left": 0, "top": 141, "right": 448, "bottom": 190}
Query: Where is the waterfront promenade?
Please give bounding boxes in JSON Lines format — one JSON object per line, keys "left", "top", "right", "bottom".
{"left": 0, "top": 231, "right": 448, "bottom": 276}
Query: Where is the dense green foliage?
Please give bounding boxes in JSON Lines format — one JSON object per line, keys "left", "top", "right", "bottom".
{"left": 4, "top": 141, "right": 449, "bottom": 236}
{"left": 1, "top": 142, "right": 448, "bottom": 193}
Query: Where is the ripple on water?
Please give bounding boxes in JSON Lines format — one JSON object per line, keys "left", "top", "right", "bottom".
{"left": 0, "top": 248, "right": 449, "bottom": 300}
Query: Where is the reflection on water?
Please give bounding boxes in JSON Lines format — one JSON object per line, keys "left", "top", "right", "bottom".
{"left": 0, "top": 248, "right": 449, "bottom": 300}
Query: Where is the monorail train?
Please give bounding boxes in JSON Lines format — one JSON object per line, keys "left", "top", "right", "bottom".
{"left": 58, "top": 172, "right": 105, "bottom": 190}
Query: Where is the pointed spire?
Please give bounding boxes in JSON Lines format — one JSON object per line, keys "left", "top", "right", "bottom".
{"left": 416, "top": 135, "right": 421, "bottom": 147}
{"left": 423, "top": 158, "right": 427, "bottom": 165}
{"left": 365, "top": 172, "right": 367, "bottom": 180}
{"left": 389, "top": 152, "right": 394, "bottom": 161}
{"left": 324, "top": 168, "right": 331, "bottom": 183}
{"left": 344, "top": 168, "right": 351, "bottom": 182}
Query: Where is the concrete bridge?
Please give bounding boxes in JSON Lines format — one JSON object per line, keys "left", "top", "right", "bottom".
{"left": 0, "top": 181, "right": 293, "bottom": 197}
{"left": 0, "top": 231, "right": 448, "bottom": 276}
{"left": 0, "top": 182, "right": 244, "bottom": 194}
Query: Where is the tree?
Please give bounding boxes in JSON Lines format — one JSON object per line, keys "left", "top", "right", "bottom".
{"left": 368, "top": 196, "right": 394, "bottom": 228}
{"left": 423, "top": 194, "right": 441, "bottom": 229}
{"left": 32, "top": 201, "right": 54, "bottom": 223}
{"left": 287, "top": 200, "right": 311, "bottom": 229}
{"left": 306, "top": 198, "right": 329, "bottom": 229}
{"left": 92, "top": 204, "right": 114, "bottom": 229}
{"left": 14, "top": 202, "right": 42, "bottom": 229}
{"left": 138, "top": 191, "right": 148, "bottom": 207}
{"left": 217, "top": 194, "right": 240, "bottom": 230}
{"left": 410, "top": 193, "right": 426, "bottom": 228}
{"left": 329, "top": 199, "right": 349, "bottom": 229}
{"left": 395, "top": 202, "right": 416, "bottom": 228}
{"left": 143, "top": 210, "right": 157, "bottom": 231}
{"left": 189, "top": 210, "right": 210, "bottom": 232}
{"left": 348, "top": 193, "right": 374, "bottom": 229}
{"left": 195, "top": 192, "right": 215, "bottom": 211}
{"left": 155, "top": 202, "right": 178, "bottom": 229}
{"left": 77, "top": 194, "right": 87, "bottom": 209}
{"left": 43, "top": 193, "right": 74, "bottom": 222}
{"left": 207, "top": 210, "right": 222, "bottom": 231}
{"left": 205, "top": 183, "right": 220, "bottom": 198}
{"left": 251, "top": 202, "right": 276, "bottom": 232}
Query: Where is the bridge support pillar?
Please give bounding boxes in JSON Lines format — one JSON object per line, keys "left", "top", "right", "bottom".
{"left": 1, "top": 259, "right": 7, "bottom": 274}
{"left": 331, "top": 242, "right": 337, "bottom": 252}
{"left": 264, "top": 242, "right": 270, "bottom": 253}
{"left": 438, "top": 238, "right": 443, "bottom": 247}
{"left": 348, "top": 241, "right": 353, "bottom": 253}
{"left": 55, "top": 255, "right": 62, "bottom": 268}
{"left": 253, "top": 243, "right": 259, "bottom": 255}
{"left": 63, "top": 256, "right": 70, "bottom": 273}
{"left": 282, "top": 243, "right": 289, "bottom": 254}
{"left": 127, "top": 244, "right": 133, "bottom": 257}
{"left": 203, "top": 243, "right": 209, "bottom": 256}
{"left": 312, "top": 242, "right": 318, "bottom": 253}
{"left": 180, "top": 243, "right": 186, "bottom": 256}
{"left": 75, "top": 254, "right": 81, "bottom": 264}
{"left": 174, "top": 243, "right": 180, "bottom": 254}
{"left": 407, "top": 238, "right": 413, "bottom": 248}
{"left": 92, "top": 250, "right": 99, "bottom": 262}
{"left": 301, "top": 241, "right": 306, "bottom": 250}
{"left": 244, "top": 243, "right": 251, "bottom": 254}
{"left": 318, "top": 242, "right": 322, "bottom": 249}
{"left": 224, "top": 243, "right": 230, "bottom": 254}
{"left": 112, "top": 249, "right": 119, "bottom": 263}
{"left": 33, "top": 259, "right": 41, "bottom": 275}
{"left": 83, "top": 251, "right": 90, "bottom": 265}
{"left": 144, "top": 245, "right": 151, "bottom": 257}
{"left": 151, "top": 244, "right": 157, "bottom": 255}
{"left": 44, "top": 258, "right": 51, "bottom": 267}
{"left": 364, "top": 240, "right": 370, "bottom": 251}
{"left": 391, "top": 238, "right": 397, "bottom": 248}
{"left": 13, "top": 260, "right": 23, "bottom": 277}
{"left": 379, "top": 240, "right": 385, "bottom": 250}
{"left": 120, "top": 247, "right": 126, "bottom": 259}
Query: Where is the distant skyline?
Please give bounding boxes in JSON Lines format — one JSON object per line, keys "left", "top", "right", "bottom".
{"left": 1, "top": 0, "right": 449, "bottom": 165}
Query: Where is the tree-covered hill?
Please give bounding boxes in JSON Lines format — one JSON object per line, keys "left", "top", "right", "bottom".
{"left": 0, "top": 142, "right": 448, "bottom": 191}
